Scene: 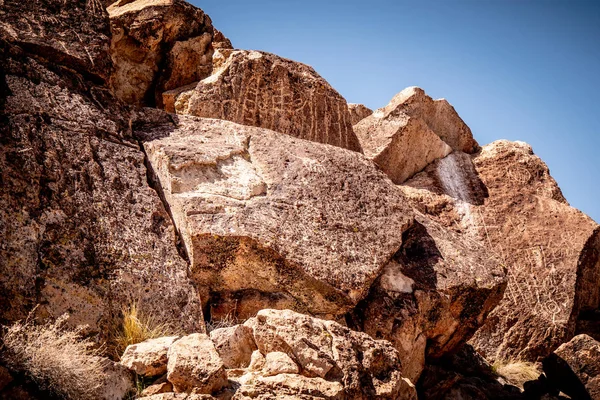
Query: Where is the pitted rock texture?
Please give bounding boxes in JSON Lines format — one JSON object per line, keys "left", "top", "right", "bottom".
{"left": 108, "top": 0, "right": 232, "bottom": 107}
{"left": 402, "top": 141, "right": 600, "bottom": 363}
{"left": 348, "top": 103, "right": 373, "bottom": 125}
{"left": 121, "top": 336, "right": 180, "bottom": 377}
{"left": 0, "top": 0, "right": 112, "bottom": 83}
{"left": 0, "top": 0, "right": 203, "bottom": 336}
{"left": 141, "top": 116, "right": 413, "bottom": 320}
{"left": 348, "top": 216, "right": 506, "bottom": 382}
{"left": 238, "top": 309, "right": 417, "bottom": 400}
{"left": 355, "top": 86, "right": 478, "bottom": 183}
{"left": 163, "top": 50, "right": 363, "bottom": 152}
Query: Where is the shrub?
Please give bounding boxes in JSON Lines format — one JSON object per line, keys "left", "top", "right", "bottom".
{"left": 113, "top": 303, "right": 171, "bottom": 356}
{"left": 492, "top": 360, "right": 541, "bottom": 387}
{"left": 1, "top": 313, "right": 108, "bottom": 399}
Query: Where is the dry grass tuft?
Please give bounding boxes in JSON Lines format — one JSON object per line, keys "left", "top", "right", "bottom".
{"left": 1, "top": 313, "right": 108, "bottom": 399}
{"left": 206, "top": 312, "right": 239, "bottom": 333}
{"left": 493, "top": 360, "right": 541, "bottom": 387}
{"left": 113, "top": 303, "right": 171, "bottom": 356}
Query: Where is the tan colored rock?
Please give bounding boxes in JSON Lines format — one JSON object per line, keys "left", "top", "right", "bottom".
{"left": 0, "top": 0, "right": 203, "bottom": 338}
{"left": 262, "top": 352, "right": 299, "bottom": 377}
{"left": 382, "top": 87, "right": 478, "bottom": 153}
{"left": 141, "top": 117, "right": 413, "bottom": 320}
{"left": 248, "top": 350, "right": 266, "bottom": 372}
{"left": 233, "top": 374, "right": 345, "bottom": 400}
{"left": 243, "top": 309, "right": 415, "bottom": 399}
{"left": 401, "top": 141, "right": 600, "bottom": 363}
{"left": 164, "top": 50, "right": 362, "bottom": 152}
{"left": 544, "top": 334, "right": 600, "bottom": 400}
{"left": 209, "top": 325, "right": 257, "bottom": 369}
{"left": 138, "top": 394, "right": 215, "bottom": 400}
{"left": 96, "top": 359, "right": 135, "bottom": 400}
{"left": 107, "top": 0, "right": 232, "bottom": 106}
{"left": 121, "top": 336, "right": 179, "bottom": 377}
{"left": 167, "top": 333, "right": 227, "bottom": 394}
{"left": 348, "top": 103, "right": 373, "bottom": 125}
{"left": 355, "top": 113, "right": 452, "bottom": 183}
{"left": 355, "top": 86, "right": 479, "bottom": 183}
{"left": 348, "top": 215, "right": 506, "bottom": 382}
{"left": 141, "top": 378, "right": 173, "bottom": 396}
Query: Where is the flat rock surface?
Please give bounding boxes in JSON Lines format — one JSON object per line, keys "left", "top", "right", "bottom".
{"left": 164, "top": 50, "right": 362, "bottom": 152}
{"left": 142, "top": 116, "right": 413, "bottom": 318}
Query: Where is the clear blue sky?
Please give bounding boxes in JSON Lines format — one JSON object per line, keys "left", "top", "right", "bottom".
{"left": 195, "top": 0, "right": 599, "bottom": 223}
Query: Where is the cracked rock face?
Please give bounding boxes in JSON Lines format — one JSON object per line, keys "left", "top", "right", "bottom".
{"left": 0, "top": 0, "right": 203, "bottom": 336}
{"left": 401, "top": 141, "right": 600, "bottom": 363}
{"left": 355, "top": 87, "right": 478, "bottom": 184}
{"left": 348, "top": 216, "right": 507, "bottom": 382}
{"left": 107, "top": 0, "right": 232, "bottom": 107}
{"left": 163, "top": 50, "right": 363, "bottom": 152}
{"left": 141, "top": 116, "right": 413, "bottom": 320}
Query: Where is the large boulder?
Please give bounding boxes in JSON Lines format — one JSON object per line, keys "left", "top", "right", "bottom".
{"left": 141, "top": 116, "right": 413, "bottom": 320}
{"left": 107, "top": 0, "right": 232, "bottom": 106}
{"left": 543, "top": 334, "right": 600, "bottom": 400}
{"left": 166, "top": 333, "right": 228, "bottom": 394}
{"left": 239, "top": 309, "right": 417, "bottom": 400}
{"left": 348, "top": 215, "right": 506, "bottom": 382}
{"left": 354, "top": 87, "right": 477, "bottom": 184}
{"left": 0, "top": 0, "right": 203, "bottom": 337}
{"left": 401, "top": 141, "right": 600, "bottom": 362}
{"left": 162, "top": 50, "right": 363, "bottom": 152}
{"left": 209, "top": 325, "right": 257, "bottom": 369}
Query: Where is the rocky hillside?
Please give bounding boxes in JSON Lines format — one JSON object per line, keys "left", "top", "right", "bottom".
{"left": 0, "top": 1, "right": 598, "bottom": 399}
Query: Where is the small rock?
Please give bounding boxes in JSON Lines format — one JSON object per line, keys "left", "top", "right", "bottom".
{"left": 121, "top": 336, "right": 179, "bottom": 377}
{"left": 248, "top": 350, "right": 266, "bottom": 372}
{"left": 210, "top": 325, "right": 256, "bottom": 369}
{"left": 167, "top": 334, "right": 228, "bottom": 394}
{"left": 141, "top": 375, "right": 173, "bottom": 396}
{"left": 96, "top": 359, "right": 135, "bottom": 400}
{"left": 262, "top": 352, "right": 299, "bottom": 376}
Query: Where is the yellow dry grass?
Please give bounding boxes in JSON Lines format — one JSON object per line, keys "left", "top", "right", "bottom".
{"left": 113, "top": 303, "right": 171, "bottom": 356}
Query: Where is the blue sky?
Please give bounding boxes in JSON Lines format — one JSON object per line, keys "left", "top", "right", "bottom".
{"left": 195, "top": 0, "right": 599, "bottom": 222}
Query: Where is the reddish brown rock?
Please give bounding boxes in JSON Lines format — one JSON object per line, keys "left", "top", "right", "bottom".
{"left": 163, "top": 50, "right": 362, "bottom": 152}
{"left": 401, "top": 141, "right": 600, "bottom": 363}
{"left": 543, "top": 334, "right": 600, "bottom": 400}
{"left": 141, "top": 116, "right": 412, "bottom": 320}
{"left": 0, "top": 0, "right": 203, "bottom": 337}
{"left": 348, "top": 103, "right": 373, "bottom": 125}
{"left": 107, "top": 0, "right": 232, "bottom": 106}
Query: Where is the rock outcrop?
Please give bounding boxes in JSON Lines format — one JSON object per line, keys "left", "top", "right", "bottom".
{"left": 133, "top": 309, "right": 418, "bottom": 399}
{"left": 107, "top": 0, "right": 232, "bottom": 107}
{"left": 348, "top": 103, "right": 373, "bottom": 125}
{"left": 543, "top": 334, "right": 600, "bottom": 400}
{"left": 162, "top": 50, "right": 363, "bottom": 152}
{"left": 401, "top": 141, "right": 600, "bottom": 363}
{"left": 354, "top": 87, "right": 478, "bottom": 184}
{"left": 0, "top": 0, "right": 203, "bottom": 337}
{"left": 348, "top": 216, "right": 506, "bottom": 382}
{"left": 141, "top": 116, "right": 413, "bottom": 320}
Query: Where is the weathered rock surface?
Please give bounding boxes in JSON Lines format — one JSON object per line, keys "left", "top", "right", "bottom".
{"left": 543, "top": 334, "right": 600, "bottom": 400}
{"left": 141, "top": 116, "right": 413, "bottom": 320}
{"left": 262, "top": 351, "right": 299, "bottom": 377}
{"left": 163, "top": 50, "right": 363, "bottom": 152}
{"left": 348, "top": 216, "right": 506, "bottom": 382}
{"left": 166, "top": 333, "right": 228, "bottom": 394}
{"left": 241, "top": 309, "right": 417, "bottom": 399}
{"left": 209, "top": 325, "right": 257, "bottom": 369}
{"left": 354, "top": 86, "right": 478, "bottom": 184}
{"left": 348, "top": 103, "right": 373, "bottom": 125}
{"left": 108, "top": 0, "right": 232, "bottom": 106}
{"left": 97, "top": 359, "right": 135, "bottom": 400}
{"left": 121, "top": 336, "right": 179, "bottom": 377}
{"left": 234, "top": 374, "right": 346, "bottom": 400}
{"left": 401, "top": 141, "right": 600, "bottom": 362}
{"left": 0, "top": 0, "right": 204, "bottom": 336}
